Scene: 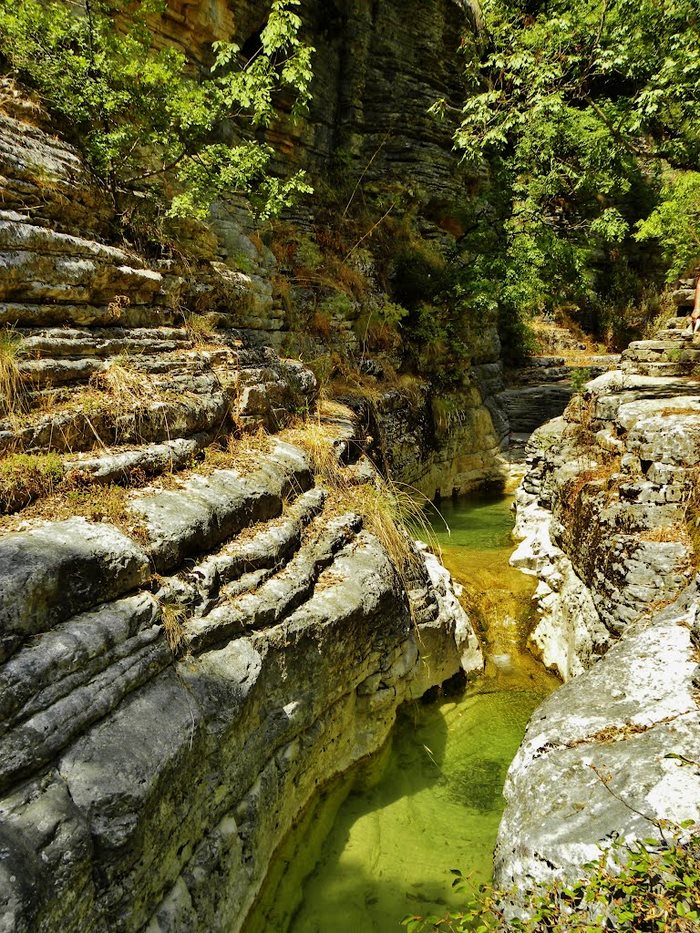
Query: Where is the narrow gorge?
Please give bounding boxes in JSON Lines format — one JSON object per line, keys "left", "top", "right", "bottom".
{"left": 0, "top": 1, "right": 699, "bottom": 931}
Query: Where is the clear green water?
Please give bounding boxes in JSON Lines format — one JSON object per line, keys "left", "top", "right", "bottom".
{"left": 246, "top": 494, "right": 559, "bottom": 933}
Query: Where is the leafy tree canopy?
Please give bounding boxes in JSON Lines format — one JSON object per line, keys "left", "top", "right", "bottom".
{"left": 433, "top": 0, "right": 700, "bottom": 340}
{"left": 0, "top": 0, "right": 314, "bottom": 224}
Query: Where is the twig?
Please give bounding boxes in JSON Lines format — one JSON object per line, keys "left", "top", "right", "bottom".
{"left": 344, "top": 200, "right": 397, "bottom": 262}
{"left": 342, "top": 131, "right": 390, "bottom": 218}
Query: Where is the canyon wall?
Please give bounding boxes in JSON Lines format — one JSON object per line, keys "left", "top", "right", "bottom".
{"left": 496, "top": 320, "right": 700, "bottom": 896}
{"left": 0, "top": 435, "right": 482, "bottom": 933}
{"left": 146, "top": 0, "right": 514, "bottom": 499}
{"left": 0, "top": 14, "right": 488, "bottom": 929}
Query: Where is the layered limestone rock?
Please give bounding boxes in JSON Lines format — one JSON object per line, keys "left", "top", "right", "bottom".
{"left": 510, "top": 321, "right": 700, "bottom": 680}
{"left": 0, "top": 84, "right": 319, "bottom": 476}
{"left": 496, "top": 579, "right": 700, "bottom": 893}
{"left": 150, "top": 0, "right": 474, "bottom": 202}
{"left": 0, "top": 74, "right": 485, "bottom": 932}
{"left": 0, "top": 436, "right": 483, "bottom": 933}
{"left": 0, "top": 44, "right": 511, "bottom": 498}
{"left": 369, "top": 377, "right": 510, "bottom": 502}
{"left": 497, "top": 355, "right": 618, "bottom": 436}
{"left": 137, "top": 0, "right": 516, "bottom": 496}
{"left": 496, "top": 319, "right": 700, "bottom": 899}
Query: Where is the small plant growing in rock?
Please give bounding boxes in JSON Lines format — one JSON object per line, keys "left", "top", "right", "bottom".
{"left": 89, "top": 356, "right": 156, "bottom": 415}
{"left": 0, "top": 329, "right": 26, "bottom": 418}
{"left": 158, "top": 599, "right": 189, "bottom": 654}
{"left": 0, "top": 452, "right": 63, "bottom": 513}
{"left": 107, "top": 295, "right": 130, "bottom": 321}
{"left": 184, "top": 312, "right": 216, "bottom": 346}
{"left": 282, "top": 413, "right": 441, "bottom": 584}
{"left": 403, "top": 823, "right": 700, "bottom": 932}
{"left": 569, "top": 368, "right": 589, "bottom": 395}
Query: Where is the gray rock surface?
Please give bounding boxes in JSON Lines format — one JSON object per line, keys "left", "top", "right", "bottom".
{"left": 0, "top": 438, "right": 482, "bottom": 933}
{"left": 511, "top": 332, "right": 700, "bottom": 678}
{"left": 495, "top": 582, "right": 700, "bottom": 893}
{"left": 500, "top": 325, "right": 700, "bottom": 900}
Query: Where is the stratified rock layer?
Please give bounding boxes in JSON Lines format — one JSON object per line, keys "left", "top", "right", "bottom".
{"left": 496, "top": 580, "right": 700, "bottom": 892}
{"left": 0, "top": 438, "right": 482, "bottom": 933}
{"left": 497, "top": 321, "right": 700, "bottom": 899}
{"left": 511, "top": 321, "right": 700, "bottom": 680}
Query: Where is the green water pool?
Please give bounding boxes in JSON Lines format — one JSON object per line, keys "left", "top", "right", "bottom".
{"left": 247, "top": 494, "right": 559, "bottom": 933}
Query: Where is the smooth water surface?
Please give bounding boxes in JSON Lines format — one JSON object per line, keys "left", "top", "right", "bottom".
{"left": 248, "top": 495, "right": 559, "bottom": 933}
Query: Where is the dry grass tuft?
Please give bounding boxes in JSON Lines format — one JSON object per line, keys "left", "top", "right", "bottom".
{"left": 563, "top": 457, "right": 621, "bottom": 512}
{"left": 530, "top": 309, "right": 605, "bottom": 359}
{"left": 63, "top": 483, "right": 147, "bottom": 536}
{"left": 199, "top": 430, "right": 273, "bottom": 475}
{"left": 184, "top": 312, "right": 217, "bottom": 346}
{"left": 318, "top": 398, "right": 355, "bottom": 421}
{"left": 0, "top": 329, "right": 27, "bottom": 418}
{"left": 0, "top": 452, "right": 63, "bottom": 513}
{"left": 638, "top": 524, "right": 688, "bottom": 545}
{"left": 337, "top": 479, "right": 439, "bottom": 579}
{"left": 159, "top": 600, "right": 188, "bottom": 654}
{"left": 89, "top": 358, "right": 153, "bottom": 413}
{"left": 0, "top": 474, "right": 148, "bottom": 539}
{"left": 282, "top": 414, "right": 440, "bottom": 581}
{"left": 282, "top": 417, "right": 345, "bottom": 486}
{"left": 107, "top": 294, "right": 131, "bottom": 321}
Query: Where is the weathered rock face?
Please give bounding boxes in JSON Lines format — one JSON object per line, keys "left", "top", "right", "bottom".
{"left": 497, "top": 320, "right": 700, "bottom": 899}
{"left": 0, "top": 83, "right": 321, "bottom": 472}
{"left": 153, "top": 0, "right": 473, "bottom": 204}
{"left": 0, "top": 23, "right": 512, "bottom": 498}
{"left": 496, "top": 579, "right": 700, "bottom": 893}
{"left": 372, "top": 379, "right": 509, "bottom": 500}
{"left": 0, "top": 71, "right": 487, "bottom": 931}
{"left": 511, "top": 323, "right": 700, "bottom": 681}
{"left": 140, "top": 0, "right": 517, "bottom": 497}
{"left": 497, "top": 355, "right": 617, "bottom": 436}
{"left": 0, "top": 437, "right": 482, "bottom": 933}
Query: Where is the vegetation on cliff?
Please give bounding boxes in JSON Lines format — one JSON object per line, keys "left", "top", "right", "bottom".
{"left": 0, "top": 0, "right": 313, "bottom": 226}
{"left": 404, "top": 825, "right": 700, "bottom": 932}
{"left": 435, "top": 0, "right": 700, "bottom": 347}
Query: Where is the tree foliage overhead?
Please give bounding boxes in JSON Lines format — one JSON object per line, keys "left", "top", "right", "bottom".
{"left": 433, "top": 0, "right": 700, "bottom": 340}
{"left": 0, "top": 0, "right": 314, "bottom": 223}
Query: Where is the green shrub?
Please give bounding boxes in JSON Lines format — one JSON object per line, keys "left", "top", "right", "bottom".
{"left": 392, "top": 240, "right": 448, "bottom": 309}
{"left": 636, "top": 172, "right": 700, "bottom": 282}
{"left": 437, "top": 0, "right": 700, "bottom": 340}
{"left": 0, "top": 0, "right": 314, "bottom": 222}
{"left": 403, "top": 825, "right": 700, "bottom": 933}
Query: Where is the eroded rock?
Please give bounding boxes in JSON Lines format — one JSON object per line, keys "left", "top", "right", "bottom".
{"left": 0, "top": 439, "right": 481, "bottom": 933}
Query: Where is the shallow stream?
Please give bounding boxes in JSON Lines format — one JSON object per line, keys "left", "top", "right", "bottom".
{"left": 247, "top": 495, "right": 559, "bottom": 933}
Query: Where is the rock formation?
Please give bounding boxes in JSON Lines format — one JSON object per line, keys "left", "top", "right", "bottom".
{"left": 0, "top": 432, "right": 482, "bottom": 932}
{"left": 496, "top": 316, "right": 700, "bottom": 897}
{"left": 0, "top": 41, "right": 485, "bottom": 933}
{"left": 142, "top": 0, "right": 517, "bottom": 499}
